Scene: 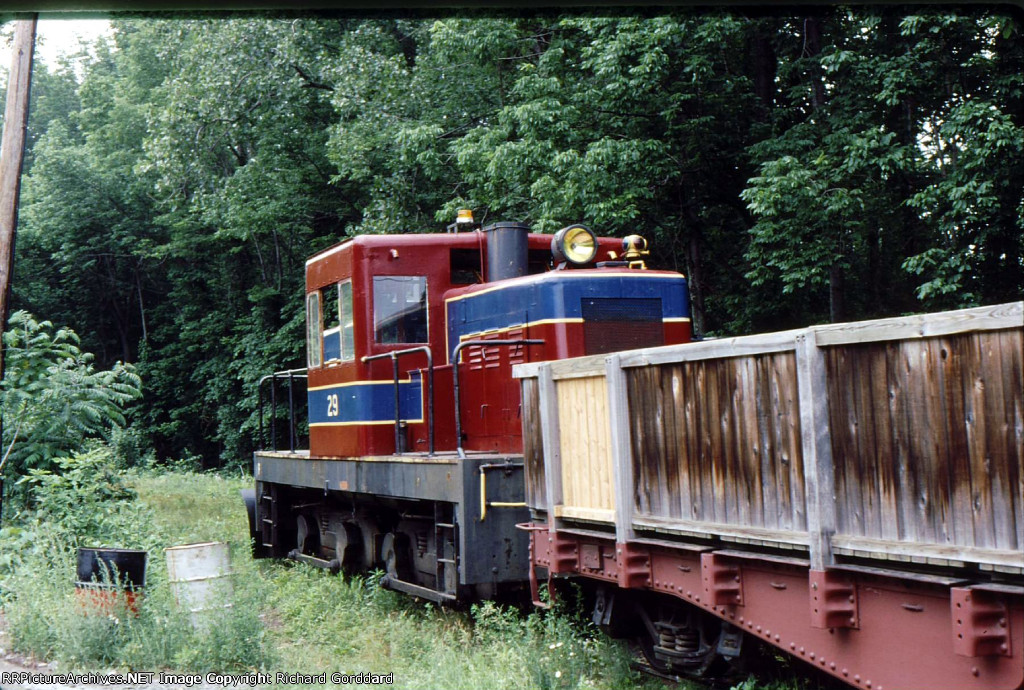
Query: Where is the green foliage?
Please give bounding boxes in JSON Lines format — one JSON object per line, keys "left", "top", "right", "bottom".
{"left": 1, "top": 311, "right": 141, "bottom": 475}
{"left": 18, "top": 446, "right": 141, "bottom": 546}
{"left": 2, "top": 536, "right": 272, "bottom": 673}
{"left": 9, "top": 10, "right": 1024, "bottom": 462}
{"left": 743, "top": 10, "right": 1023, "bottom": 321}
{"left": 0, "top": 466, "right": 270, "bottom": 673}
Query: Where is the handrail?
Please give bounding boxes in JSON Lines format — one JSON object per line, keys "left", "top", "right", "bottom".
{"left": 258, "top": 368, "right": 308, "bottom": 452}
{"left": 451, "top": 339, "right": 544, "bottom": 459}
{"left": 478, "top": 461, "right": 526, "bottom": 520}
{"left": 362, "top": 346, "right": 434, "bottom": 455}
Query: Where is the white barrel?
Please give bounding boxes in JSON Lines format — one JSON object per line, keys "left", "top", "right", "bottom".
{"left": 165, "top": 541, "right": 233, "bottom": 627}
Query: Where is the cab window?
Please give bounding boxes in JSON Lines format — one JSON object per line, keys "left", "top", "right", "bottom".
{"left": 321, "top": 281, "right": 357, "bottom": 363}
{"left": 373, "top": 276, "right": 428, "bottom": 344}
{"left": 323, "top": 284, "right": 341, "bottom": 363}
{"left": 306, "top": 291, "right": 322, "bottom": 368}
{"left": 339, "top": 281, "right": 355, "bottom": 360}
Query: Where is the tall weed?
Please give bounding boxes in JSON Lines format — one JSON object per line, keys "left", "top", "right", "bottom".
{"left": 1, "top": 455, "right": 271, "bottom": 672}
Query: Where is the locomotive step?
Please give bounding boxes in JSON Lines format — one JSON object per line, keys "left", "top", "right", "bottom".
{"left": 380, "top": 574, "right": 456, "bottom": 603}
{"left": 287, "top": 550, "right": 341, "bottom": 573}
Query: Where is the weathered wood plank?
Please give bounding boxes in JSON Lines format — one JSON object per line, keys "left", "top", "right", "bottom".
{"left": 706, "top": 359, "right": 727, "bottom": 525}
{"left": 537, "top": 364, "right": 563, "bottom": 526}
{"left": 668, "top": 367, "right": 691, "bottom": 521}
{"left": 867, "top": 343, "right": 903, "bottom": 542}
{"left": 831, "top": 535, "right": 1024, "bottom": 569}
{"left": 827, "top": 346, "right": 860, "bottom": 537}
{"left": 633, "top": 514, "right": 810, "bottom": 546}
{"left": 988, "top": 330, "right": 1021, "bottom": 551}
{"left": 942, "top": 336, "right": 975, "bottom": 550}
{"left": 650, "top": 369, "right": 673, "bottom": 517}
{"left": 627, "top": 368, "right": 653, "bottom": 515}
{"left": 686, "top": 363, "right": 706, "bottom": 521}
{"left": 736, "top": 357, "right": 760, "bottom": 529}
{"left": 823, "top": 327, "right": 1022, "bottom": 561}
{"left": 618, "top": 329, "right": 801, "bottom": 368}
{"left": 606, "top": 354, "right": 634, "bottom": 542}
{"left": 757, "top": 359, "right": 779, "bottom": 529}
{"left": 963, "top": 334, "right": 997, "bottom": 549}
{"left": 796, "top": 330, "right": 837, "bottom": 570}
{"left": 520, "top": 377, "right": 546, "bottom": 511}
{"left": 624, "top": 352, "right": 807, "bottom": 536}
{"left": 812, "top": 301, "right": 1023, "bottom": 346}
{"left": 778, "top": 353, "right": 807, "bottom": 532}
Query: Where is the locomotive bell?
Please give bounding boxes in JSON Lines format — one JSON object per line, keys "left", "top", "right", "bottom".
{"left": 621, "top": 234, "right": 649, "bottom": 269}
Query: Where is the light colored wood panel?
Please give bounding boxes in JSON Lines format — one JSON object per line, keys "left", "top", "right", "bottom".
{"left": 554, "top": 505, "right": 615, "bottom": 523}
{"left": 548, "top": 354, "right": 608, "bottom": 380}
{"left": 512, "top": 362, "right": 544, "bottom": 379}
{"left": 557, "top": 375, "right": 615, "bottom": 513}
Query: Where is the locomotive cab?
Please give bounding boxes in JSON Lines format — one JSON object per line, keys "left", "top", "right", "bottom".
{"left": 303, "top": 223, "right": 692, "bottom": 458}
{"left": 252, "top": 216, "right": 693, "bottom": 602}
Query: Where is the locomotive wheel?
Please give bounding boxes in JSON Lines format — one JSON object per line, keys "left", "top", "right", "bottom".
{"left": 381, "top": 531, "right": 412, "bottom": 581}
{"left": 335, "top": 521, "right": 364, "bottom": 571}
{"left": 295, "top": 514, "right": 320, "bottom": 556}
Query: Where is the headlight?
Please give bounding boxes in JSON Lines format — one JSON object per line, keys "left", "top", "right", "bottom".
{"left": 551, "top": 224, "right": 597, "bottom": 266}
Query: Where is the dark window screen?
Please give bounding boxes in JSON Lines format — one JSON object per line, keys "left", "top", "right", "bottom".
{"left": 581, "top": 298, "right": 664, "bottom": 356}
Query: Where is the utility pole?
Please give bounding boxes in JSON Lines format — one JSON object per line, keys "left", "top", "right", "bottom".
{"left": 0, "top": 17, "right": 36, "bottom": 520}
{"left": 0, "top": 16, "right": 37, "bottom": 375}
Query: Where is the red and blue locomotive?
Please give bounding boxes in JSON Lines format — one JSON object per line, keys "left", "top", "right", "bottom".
{"left": 248, "top": 214, "right": 691, "bottom": 601}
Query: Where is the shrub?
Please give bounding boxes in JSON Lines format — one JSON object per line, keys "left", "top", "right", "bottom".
{"left": 0, "top": 310, "right": 141, "bottom": 477}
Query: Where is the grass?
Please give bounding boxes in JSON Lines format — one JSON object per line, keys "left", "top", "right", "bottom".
{"left": 1, "top": 467, "right": 808, "bottom": 689}
{"left": 0, "top": 467, "right": 674, "bottom": 689}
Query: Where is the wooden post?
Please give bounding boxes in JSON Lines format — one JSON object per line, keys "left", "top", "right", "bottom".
{"left": 605, "top": 354, "right": 635, "bottom": 543}
{"left": 537, "top": 363, "right": 563, "bottom": 530}
{"left": 795, "top": 328, "right": 837, "bottom": 570}
{"left": 0, "top": 15, "right": 37, "bottom": 375}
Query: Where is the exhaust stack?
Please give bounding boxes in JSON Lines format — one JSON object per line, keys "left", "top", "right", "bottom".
{"left": 484, "top": 222, "right": 530, "bottom": 282}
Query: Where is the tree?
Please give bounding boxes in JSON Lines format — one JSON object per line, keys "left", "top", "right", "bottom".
{"left": 742, "top": 9, "right": 1023, "bottom": 322}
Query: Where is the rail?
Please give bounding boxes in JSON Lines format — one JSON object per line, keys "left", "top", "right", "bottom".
{"left": 362, "top": 346, "right": 435, "bottom": 455}
{"left": 451, "top": 339, "right": 544, "bottom": 459}
{"left": 257, "top": 368, "right": 308, "bottom": 452}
